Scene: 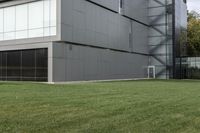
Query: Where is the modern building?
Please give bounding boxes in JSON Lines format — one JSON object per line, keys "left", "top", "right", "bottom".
{"left": 0, "top": 0, "right": 187, "bottom": 82}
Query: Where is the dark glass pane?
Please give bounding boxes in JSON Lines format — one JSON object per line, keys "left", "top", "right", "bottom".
{"left": 22, "top": 50, "right": 35, "bottom": 67}
{"left": 2, "top": 52, "right": 7, "bottom": 81}
{"left": 36, "top": 49, "right": 48, "bottom": 81}
{"left": 36, "top": 49, "right": 48, "bottom": 67}
{"left": 36, "top": 68, "right": 47, "bottom": 78}
{"left": 36, "top": 77, "right": 48, "bottom": 82}
{"left": 22, "top": 50, "right": 36, "bottom": 79}
{"left": 6, "top": 51, "right": 21, "bottom": 80}
{"left": 0, "top": 53, "right": 2, "bottom": 80}
{"left": 0, "top": 48, "right": 47, "bottom": 82}
{"left": 21, "top": 76, "right": 36, "bottom": 81}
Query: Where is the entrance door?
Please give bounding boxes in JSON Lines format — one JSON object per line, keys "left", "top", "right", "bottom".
{"left": 148, "top": 66, "right": 156, "bottom": 78}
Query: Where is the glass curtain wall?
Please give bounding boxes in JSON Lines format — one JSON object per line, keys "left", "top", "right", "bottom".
{"left": 174, "top": 0, "right": 188, "bottom": 79}
{"left": 0, "top": 0, "right": 56, "bottom": 41}
{"left": 178, "top": 57, "right": 200, "bottom": 79}
{"left": 0, "top": 48, "right": 48, "bottom": 81}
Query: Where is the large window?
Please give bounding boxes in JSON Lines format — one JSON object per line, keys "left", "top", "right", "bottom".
{"left": 0, "top": 48, "right": 48, "bottom": 81}
{"left": 0, "top": 0, "right": 56, "bottom": 41}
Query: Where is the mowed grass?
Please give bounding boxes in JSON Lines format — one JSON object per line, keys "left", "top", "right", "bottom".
{"left": 0, "top": 80, "right": 200, "bottom": 133}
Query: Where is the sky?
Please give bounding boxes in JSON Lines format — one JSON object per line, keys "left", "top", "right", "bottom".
{"left": 187, "top": 0, "right": 200, "bottom": 13}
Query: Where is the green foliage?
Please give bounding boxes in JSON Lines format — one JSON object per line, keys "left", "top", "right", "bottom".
{"left": 188, "top": 11, "right": 200, "bottom": 21}
{"left": 187, "top": 11, "right": 200, "bottom": 56}
{"left": 1, "top": 80, "right": 200, "bottom": 133}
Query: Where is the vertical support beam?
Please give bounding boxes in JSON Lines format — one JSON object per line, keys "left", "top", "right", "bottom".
{"left": 48, "top": 43, "right": 54, "bottom": 83}
{"left": 172, "top": 0, "right": 176, "bottom": 79}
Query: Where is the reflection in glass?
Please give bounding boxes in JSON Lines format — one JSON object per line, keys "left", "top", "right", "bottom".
{"left": 50, "top": 0, "right": 57, "bottom": 27}
{"left": 29, "top": 1, "right": 44, "bottom": 29}
{"left": 4, "top": 7, "right": 15, "bottom": 32}
{"left": 29, "top": 29, "right": 44, "bottom": 38}
{"left": 16, "top": 31, "right": 28, "bottom": 39}
{"left": 0, "top": 0, "right": 57, "bottom": 41}
{"left": 16, "top": 4, "right": 28, "bottom": 31}
{"left": 4, "top": 32, "right": 15, "bottom": 40}
{"left": 0, "top": 9, "right": 3, "bottom": 33}
{"left": 44, "top": 0, "right": 50, "bottom": 27}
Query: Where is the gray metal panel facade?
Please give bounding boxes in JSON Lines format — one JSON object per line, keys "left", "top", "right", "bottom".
{"left": 124, "top": 0, "right": 148, "bottom": 25}
{"left": 52, "top": 42, "right": 148, "bottom": 82}
{"left": 89, "top": 0, "right": 119, "bottom": 12}
{"left": 60, "top": 0, "right": 149, "bottom": 54}
{"left": 55, "top": 0, "right": 150, "bottom": 82}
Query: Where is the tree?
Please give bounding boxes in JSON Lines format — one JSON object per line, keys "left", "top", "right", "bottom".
{"left": 187, "top": 11, "right": 200, "bottom": 56}
{"left": 188, "top": 11, "right": 200, "bottom": 21}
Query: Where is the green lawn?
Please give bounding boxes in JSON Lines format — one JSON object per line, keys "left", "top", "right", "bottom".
{"left": 0, "top": 80, "right": 200, "bottom": 133}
